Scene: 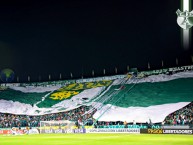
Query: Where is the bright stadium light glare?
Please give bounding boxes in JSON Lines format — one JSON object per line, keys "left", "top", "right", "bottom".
{"left": 181, "top": 0, "right": 192, "bottom": 50}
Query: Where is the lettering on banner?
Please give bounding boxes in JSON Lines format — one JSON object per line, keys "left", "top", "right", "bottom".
{"left": 73, "top": 129, "right": 86, "bottom": 133}
{"left": 54, "top": 129, "right": 63, "bottom": 134}
{"left": 147, "top": 129, "right": 163, "bottom": 134}
{"left": 163, "top": 129, "right": 193, "bottom": 134}
{"left": 87, "top": 128, "right": 140, "bottom": 133}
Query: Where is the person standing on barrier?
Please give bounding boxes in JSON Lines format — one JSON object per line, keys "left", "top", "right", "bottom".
{"left": 133, "top": 120, "right": 136, "bottom": 127}
{"left": 124, "top": 121, "right": 128, "bottom": 128}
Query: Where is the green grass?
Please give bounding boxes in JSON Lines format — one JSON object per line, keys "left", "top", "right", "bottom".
{"left": 0, "top": 134, "right": 193, "bottom": 145}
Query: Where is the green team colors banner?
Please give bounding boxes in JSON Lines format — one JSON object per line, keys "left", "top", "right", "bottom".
{"left": 0, "top": 66, "right": 193, "bottom": 123}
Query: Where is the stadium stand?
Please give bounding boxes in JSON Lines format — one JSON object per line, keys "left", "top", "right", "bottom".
{"left": 164, "top": 102, "right": 193, "bottom": 126}
{"left": 0, "top": 106, "right": 95, "bottom": 128}
{"left": 0, "top": 65, "right": 193, "bottom": 129}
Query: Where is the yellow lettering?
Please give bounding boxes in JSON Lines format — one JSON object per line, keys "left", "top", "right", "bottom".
{"left": 86, "top": 82, "right": 95, "bottom": 88}
{"left": 64, "top": 83, "right": 77, "bottom": 90}
{"left": 73, "top": 83, "right": 84, "bottom": 90}
{"left": 50, "top": 91, "right": 80, "bottom": 100}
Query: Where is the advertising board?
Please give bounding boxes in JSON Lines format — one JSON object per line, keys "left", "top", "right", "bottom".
{"left": 140, "top": 129, "right": 193, "bottom": 135}
{"left": 86, "top": 128, "right": 140, "bottom": 134}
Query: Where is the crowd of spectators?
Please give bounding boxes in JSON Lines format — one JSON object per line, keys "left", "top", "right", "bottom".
{"left": 95, "top": 102, "right": 193, "bottom": 129}
{"left": 0, "top": 102, "right": 193, "bottom": 129}
{"left": 0, "top": 106, "right": 96, "bottom": 128}
{"left": 94, "top": 120, "right": 161, "bottom": 129}
{"left": 164, "top": 102, "right": 193, "bottom": 126}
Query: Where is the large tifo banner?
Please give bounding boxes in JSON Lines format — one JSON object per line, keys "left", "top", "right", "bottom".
{"left": 140, "top": 129, "right": 193, "bottom": 135}
{"left": 86, "top": 128, "right": 140, "bottom": 134}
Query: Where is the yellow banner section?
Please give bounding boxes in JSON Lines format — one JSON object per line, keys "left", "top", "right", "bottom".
{"left": 49, "top": 80, "right": 112, "bottom": 100}
{"left": 50, "top": 91, "right": 80, "bottom": 100}
{"left": 58, "top": 80, "right": 112, "bottom": 91}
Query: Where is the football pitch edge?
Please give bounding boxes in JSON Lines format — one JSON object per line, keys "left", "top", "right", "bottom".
{"left": 0, "top": 134, "right": 193, "bottom": 145}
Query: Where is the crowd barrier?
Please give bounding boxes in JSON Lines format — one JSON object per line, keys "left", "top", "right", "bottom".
{"left": 1, "top": 128, "right": 193, "bottom": 135}
{"left": 140, "top": 129, "right": 193, "bottom": 134}
{"left": 98, "top": 125, "right": 160, "bottom": 129}
{"left": 86, "top": 128, "right": 140, "bottom": 133}
{"left": 40, "top": 128, "right": 140, "bottom": 134}
{"left": 0, "top": 128, "right": 39, "bottom": 135}
{"left": 161, "top": 125, "right": 190, "bottom": 129}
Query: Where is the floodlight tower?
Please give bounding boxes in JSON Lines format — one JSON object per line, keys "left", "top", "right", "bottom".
{"left": 181, "top": 0, "right": 192, "bottom": 50}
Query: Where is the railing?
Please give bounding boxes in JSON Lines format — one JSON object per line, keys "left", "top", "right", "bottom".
{"left": 96, "top": 125, "right": 160, "bottom": 129}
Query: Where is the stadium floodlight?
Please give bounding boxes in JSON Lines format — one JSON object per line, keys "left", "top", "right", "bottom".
{"left": 40, "top": 120, "right": 76, "bottom": 134}
{"left": 177, "top": 0, "right": 193, "bottom": 50}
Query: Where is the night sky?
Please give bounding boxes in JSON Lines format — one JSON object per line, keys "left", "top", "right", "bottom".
{"left": 0, "top": 0, "right": 193, "bottom": 82}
